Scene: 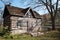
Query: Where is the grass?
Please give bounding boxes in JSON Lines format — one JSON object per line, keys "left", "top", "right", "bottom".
{"left": 0, "top": 26, "right": 60, "bottom": 40}
{"left": 0, "top": 30, "right": 59, "bottom": 40}
{"left": 0, "top": 27, "right": 60, "bottom": 40}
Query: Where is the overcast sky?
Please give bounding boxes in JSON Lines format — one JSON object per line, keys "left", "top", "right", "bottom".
{"left": 0, "top": 0, "right": 60, "bottom": 15}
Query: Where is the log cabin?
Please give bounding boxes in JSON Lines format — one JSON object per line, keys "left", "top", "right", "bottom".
{"left": 3, "top": 5, "right": 42, "bottom": 34}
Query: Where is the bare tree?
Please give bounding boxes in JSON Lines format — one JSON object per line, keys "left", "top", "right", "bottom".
{"left": 34, "top": 0, "right": 59, "bottom": 30}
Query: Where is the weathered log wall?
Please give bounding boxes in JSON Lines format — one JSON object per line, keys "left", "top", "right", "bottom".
{"left": 10, "top": 16, "right": 41, "bottom": 34}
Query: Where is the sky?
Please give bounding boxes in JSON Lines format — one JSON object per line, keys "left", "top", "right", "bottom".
{"left": 0, "top": 0, "right": 60, "bottom": 16}
{"left": 0, "top": 0, "right": 48, "bottom": 15}
{"left": 0, "top": 0, "right": 60, "bottom": 24}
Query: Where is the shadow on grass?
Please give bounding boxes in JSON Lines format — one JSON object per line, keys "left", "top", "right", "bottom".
{"left": 0, "top": 32, "right": 6, "bottom": 37}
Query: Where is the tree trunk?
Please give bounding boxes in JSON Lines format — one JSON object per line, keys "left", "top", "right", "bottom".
{"left": 51, "top": 16, "right": 55, "bottom": 30}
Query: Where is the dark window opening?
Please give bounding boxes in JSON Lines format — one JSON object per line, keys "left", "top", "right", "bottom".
{"left": 17, "top": 20, "right": 23, "bottom": 27}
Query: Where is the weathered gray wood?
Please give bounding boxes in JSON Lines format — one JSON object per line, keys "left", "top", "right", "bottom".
{"left": 10, "top": 16, "right": 42, "bottom": 34}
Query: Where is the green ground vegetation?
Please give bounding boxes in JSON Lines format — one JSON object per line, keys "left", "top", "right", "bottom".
{"left": 0, "top": 26, "right": 60, "bottom": 40}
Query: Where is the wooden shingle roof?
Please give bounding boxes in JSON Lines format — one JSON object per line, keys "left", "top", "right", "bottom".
{"left": 4, "top": 5, "right": 41, "bottom": 19}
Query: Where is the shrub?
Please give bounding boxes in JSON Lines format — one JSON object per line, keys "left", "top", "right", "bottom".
{"left": 3, "top": 33, "right": 13, "bottom": 39}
